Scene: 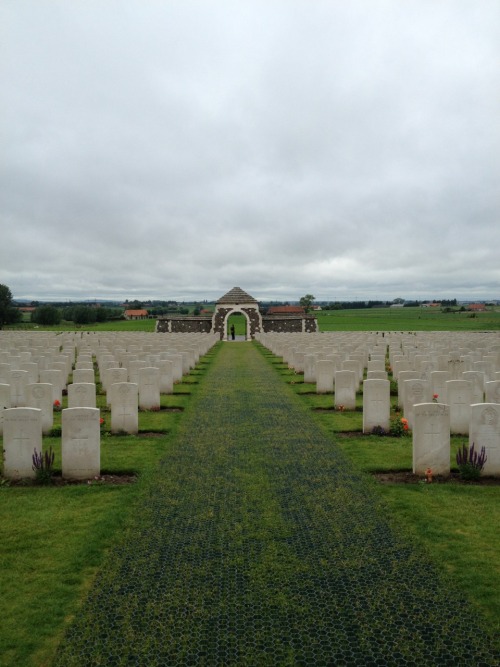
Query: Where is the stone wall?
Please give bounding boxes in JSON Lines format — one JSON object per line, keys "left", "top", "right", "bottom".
{"left": 157, "top": 313, "right": 318, "bottom": 336}
{"left": 262, "top": 315, "right": 318, "bottom": 334}
{"left": 156, "top": 317, "right": 213, "bottom": 334}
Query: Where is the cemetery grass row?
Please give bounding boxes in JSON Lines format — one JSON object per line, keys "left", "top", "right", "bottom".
{"left": 0, "top": 348, "right": 219, "bottom": 667}
{"left": 258, "top": 345, "right": 500, "bottom": 635}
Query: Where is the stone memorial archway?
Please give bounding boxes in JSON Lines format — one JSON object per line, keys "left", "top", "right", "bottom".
{"left": 212, "top": 287, "right": 262, "bottom": 341}
{"left": 156, "top": 286, "right": 318, "bottom": 338}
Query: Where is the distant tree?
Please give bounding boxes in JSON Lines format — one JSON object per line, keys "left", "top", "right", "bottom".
{"left": 94, "top": 307, "right": 109, "bottom": 322}
{"left": 32, "top": 305, "right": 62, "bottom": 325}
{"left": 299, "top": 294, "right": 315, "bottom": 312}
{"left": 0, "top": 284, "right": 21, "bottom": 328}
{"left": 72, "top": 306, "right": 97, "bottom": 324}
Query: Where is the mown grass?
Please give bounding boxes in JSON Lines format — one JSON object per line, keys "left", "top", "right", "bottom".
{"left": 260, "top": 346, "right": 500, "bottom": 635}
{"left": 316, "top": 306, "right": 500, "bottom": 331}
{"left": 0, "top": 348, "right": 219, "bottom": 667}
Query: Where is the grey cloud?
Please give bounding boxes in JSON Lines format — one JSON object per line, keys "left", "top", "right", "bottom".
{"left": 1, "top": 0, "right": 499, "bottom": 302}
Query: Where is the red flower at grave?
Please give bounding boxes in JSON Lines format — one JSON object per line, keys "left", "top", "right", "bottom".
{"left": 53, "top": 399, "right": 61, "bottom": 411}
{"left": 100, "top": 418, "right": 104, "bottom": 425}
{"left": 401, "top": 417, "right": 409, "bottom": 431}
{"left": 433, "top": 394, "right": 439, "bottom": 401}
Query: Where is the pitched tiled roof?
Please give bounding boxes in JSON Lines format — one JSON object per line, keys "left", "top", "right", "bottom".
{"left": 267, "top": 306, "right": 305, "bottom": 315}
{"left": 216, "top": 287, "right": 257, "bottom": 305}
{"left": 124, "top": 309, "right": 148, "bottom": 316}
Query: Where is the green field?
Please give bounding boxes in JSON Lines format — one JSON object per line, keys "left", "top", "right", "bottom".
{"left": 315, "top": 306, "right": 500, "bottom": 331}
{"left": 8, "top": 305, "right": 500, "bottom": 333}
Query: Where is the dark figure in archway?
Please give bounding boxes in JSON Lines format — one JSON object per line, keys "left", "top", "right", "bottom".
{"left": 230, "top": 324, "right": 235, "bottom": 340}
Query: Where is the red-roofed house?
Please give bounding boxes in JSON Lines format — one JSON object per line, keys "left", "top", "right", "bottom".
{"left": 124, "top": 309, "right": 149, "bottom": 320}
{"left": 467, "top": 303, "right": 486, "bottom": 312}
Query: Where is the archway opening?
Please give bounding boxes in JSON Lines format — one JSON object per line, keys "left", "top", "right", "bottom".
{"left": 226, "top": 312, "right": 248, "bottom": 340}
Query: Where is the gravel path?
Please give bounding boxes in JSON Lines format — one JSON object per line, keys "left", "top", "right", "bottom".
{"left": 55, "top": 343, "right": 499, "bottom": 666}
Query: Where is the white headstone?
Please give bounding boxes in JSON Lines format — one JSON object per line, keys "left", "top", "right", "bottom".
{"left": 367, "top": 360, "right": 385, "bottom": 373}
{"left": 20, "top": 362, "right": 39, "bottom": 384}
{"left": 412, "top": 403, "right": 450, "bottom": 476}
{"left": 334, "top": 370, "right": 357, "bottom": 410}
{"left": 462, "top": 371, "right": 484, "bottom": 404}
{"left": 446, "top": 380, "right": 472, "bottom": 435}
{"left": 469, "top": 403, "right": 500, "bottom": 476}
{"left": 9, "top": 369, "right": 29, "bottom": 407}
{"left": 403, "top": 379, "right": 430, "bottom": 429}
{"left": 138, "top": 367, "right": 160, "bottom": 410}
{"left": 74, "top": 361, "right": 94, "bottom": 370}
{"left": 102, "top": 367, "right": 127, "bottom": 393}
{"left": 158, "top": 359, "right": 174, "bottom": 394}
{"left": 109, "top": 382, "right": 139, "bottom": 434}
{"left": 484, "top": 381, "right": 500, "bottom": 404}
{"left": 0, "top": 383, "right": 12, "bottom": 436}
{"left": 68, "top": 383, "right": 97, "bottom": 408}
{"left": 161, "top": 353, "right": 183, "bottom": 383}
{"left": 304, "top": 354, "right": 317, "bottom": 383}
{"left": 342, "top": 359, "right": 362, "bottom": 386}
{"left": 366, "top": 370, "right": 388, "bottom": 380}
{"left": 128, "top": 360, "right": 147, "bottom": 384}
{"left": 363, "top": 379, "right": 390, "bottom": 433}
{"left": 51, "top": 361, "right": 68, "bottom": 389}
{"left": 429, "top": 371, "right": 451, "bottom": 403}
{"left": 397, "top": 370, "right": 419, "bottom": 408}
{"left": 72, "top": 368, "right": 95, "bottom": 384}
{"left": 39, "top": 369, "right": 63, "bottom": 405}
{"left": 62, "top": 407, "right": 100, "bottom": 480}
{"left": 3, "top": 407, "right": 42, "bottom": 479}
{"left": 25, "top": 383, "right": 53, "bottom": 434}
{"left": 316, "top": 360, "right": 335, "bottom": 394}
{"left": 0, "top": 363, "right": 12, "bottom": 384}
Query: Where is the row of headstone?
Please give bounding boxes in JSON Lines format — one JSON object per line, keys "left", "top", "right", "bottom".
{"left": 256, "top": 332, "right": 500, "bottom": 476}
{"left": 362, "top": 379, "right": 500, "bottom": 474}
{"left": 3, "top": 407, "right": 100, "bottom": 480}
{"left": 412, "top": 402, "right": 500, "bottom": 477}
{"left": 256, "top": 332, "right": 500, "bottom": 386}
{"left": 1, "top": 331, "right": 218, "bottom": 479}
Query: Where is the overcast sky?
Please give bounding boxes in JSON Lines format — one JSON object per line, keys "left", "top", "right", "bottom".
{"left": 1, "top": 1, "right": 499, "bottom": 303}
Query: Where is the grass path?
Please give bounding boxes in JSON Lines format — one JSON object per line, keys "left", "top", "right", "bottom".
{"left": 54, "top": 343, "right": 499, "bottom": 666}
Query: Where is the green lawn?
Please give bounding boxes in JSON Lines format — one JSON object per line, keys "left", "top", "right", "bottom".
{"left": 315, "top": 306, "right": 500, "bottom": 331}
